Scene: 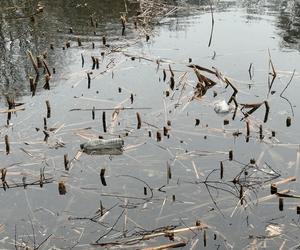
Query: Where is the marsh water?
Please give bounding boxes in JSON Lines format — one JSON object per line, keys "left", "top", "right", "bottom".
{"left": 1, "top": 0, "right": 300, "bottom": 249}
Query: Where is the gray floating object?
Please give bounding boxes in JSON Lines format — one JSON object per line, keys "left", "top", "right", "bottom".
{"left": 80, "top": 138, "right": 124, "bottom": 155}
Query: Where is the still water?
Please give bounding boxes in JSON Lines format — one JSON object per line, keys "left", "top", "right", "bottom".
{"left": 0, "top": 0, "right": 300, "bottom": 249}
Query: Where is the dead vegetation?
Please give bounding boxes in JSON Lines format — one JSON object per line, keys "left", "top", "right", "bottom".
{"left": 0, "top": 0, "right": 299, "bottom": 249}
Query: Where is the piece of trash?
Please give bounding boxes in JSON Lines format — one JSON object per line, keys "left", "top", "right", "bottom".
{"left": 214, "top": 100, "right": 230, "bottom": 114}
{"left": 80, "top": 138, "right": 124, "bottom": 155}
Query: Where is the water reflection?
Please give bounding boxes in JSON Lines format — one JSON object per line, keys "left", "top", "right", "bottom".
{"left": 1, "top": 0, "right": 300, "bottom": 95}
{"left": 0, "top": 0, "right": 139, "bottom": 98}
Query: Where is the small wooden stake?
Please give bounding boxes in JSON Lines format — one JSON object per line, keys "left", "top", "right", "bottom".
{"left": 297, "top": 205, "right": 300, "bottom": 215}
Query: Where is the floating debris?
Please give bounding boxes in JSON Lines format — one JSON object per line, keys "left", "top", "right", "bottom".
{"left": 214, "top": 100, "right": 230, "bottom": 114}
{"left": 80, "top": 138, "right": 124, "bottom": 155}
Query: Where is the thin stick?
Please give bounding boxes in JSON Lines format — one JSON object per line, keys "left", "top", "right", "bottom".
{"left": 27, "top": 50, "right": 39, "bottom": 75}
{"left": 273, "top": 176, "right": 296, "bottom": 186}
{"left": 142, "top": 241, "right": 186, "bottom": 250}
{"left": 208, "top": 1, "right": 214, "bottom": 47}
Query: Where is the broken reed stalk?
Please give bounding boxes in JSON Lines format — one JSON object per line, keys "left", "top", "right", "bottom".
{"left": 58, "top": 181, "right": 67, "bottom": 195}
{"left": 91, "top": 56, "right": 96, "bottom": 70}
{"left": 170, "top": 76, "right": 175, "bottom": 90}
{"left": 64, "top": 154, "right": 69, "bottom": 171}
{"left": 42, "top": 59, "right": 51, "bottom": 76}
{"left": 100, "top": 169, "right": 107, "bottom": 186}
{"left": 136, "top": 112, "right": 141, "bottom": 129}
{"left": 270, "top": 183, "right": 277, "bottom": 194}
{"left": 102, "top": 111, "right": 107, "bottom": 133}
{"left": 268, "top": 49, "right": 277, "bottom": 95}
{"left": 43, "top": 74, "right": 50, "bottom": 90}
{"left": 45, "top": 100, "right": 51, "bottom": 118}
{"left": 220, "top": 161, "right": 223, "bottom": 179}
{"left": 1, "top": 168, "right": 9, "bottom": 190}
{"left": 43, "top": 117, "right": 47, "bottom": 130}
{"left": 163, "top": 126, "right": 168, "bottom": 137}
{"left": 264, "top": 101, "right": 270, "bottom": 123}
{"left": 130, "top": 93, "right": 134, "bottom": 104}
{"left": 279, "top": 197, "right": 284, "bottom": 211}
{"left": 5, "top": 135, "right": 10, "bottom": 155}
{"left": 87, "top": 73, "right": 91, "bottom": 89}
{"left": 29, "top": 76, "right": 34, "bottom": 92}
{"left": 259, "top": 125, "right": 263, "bottom": 140}
{"left": 77, "top": 37, "right": 82, "bottom": 46}
{"left": 156, "top": 131, "right": 161, "bottom": 142}
{"left": 27, "top": 50, "right": 39, "bottom": 75}
{"left": 229, "top": 150, "right": 233, "bottom": 161}
{"left": 286, "top": 116, "right": 291, "bottom": 127}
{"left": 163, "top": 69, "right": 166, "bottom": 82}
{"left": 248, "top": 63, "right": 253, "bottom": 80}
{"left": 167, "top": 162, "right": 171, "bottom": 184}
{"left": 81, "top": 53, "right": 84, "bottom": 67}
{"left": 208, "top": 0, "right": 214, "bottom": 47}
{"left": 92, "top": 106, "right": 95, "bottom": 120}
{"left": 273, "top": 176, "right": 296, "bottom": 186}
{"left": 91, "top": 224, "right": 208, "bottom": 246}
{"left": 246, "top": 120, "right": 250, "bottom": 142}
{"left": 169, "top": 64, "right": 174, "bottom": 77}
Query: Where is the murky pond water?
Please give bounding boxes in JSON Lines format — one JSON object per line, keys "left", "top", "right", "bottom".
{"left": 1, "top": 0, "right": 300, "bottom": 249}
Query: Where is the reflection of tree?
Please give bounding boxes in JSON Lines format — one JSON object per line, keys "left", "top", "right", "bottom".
{"left": 0, "top": 0, "right": 139, "bottom": 99}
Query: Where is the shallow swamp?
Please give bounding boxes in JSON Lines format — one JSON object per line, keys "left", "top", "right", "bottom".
{"left": 1, "top": 0, "right": 300, "bottom": 249}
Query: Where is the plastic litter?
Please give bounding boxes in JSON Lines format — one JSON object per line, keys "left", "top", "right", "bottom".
{"left": 80, "top": 138, "right": 124, "bottom": 155}
{"left": 214, "top": 100, "right": 230, "bottom": 114}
